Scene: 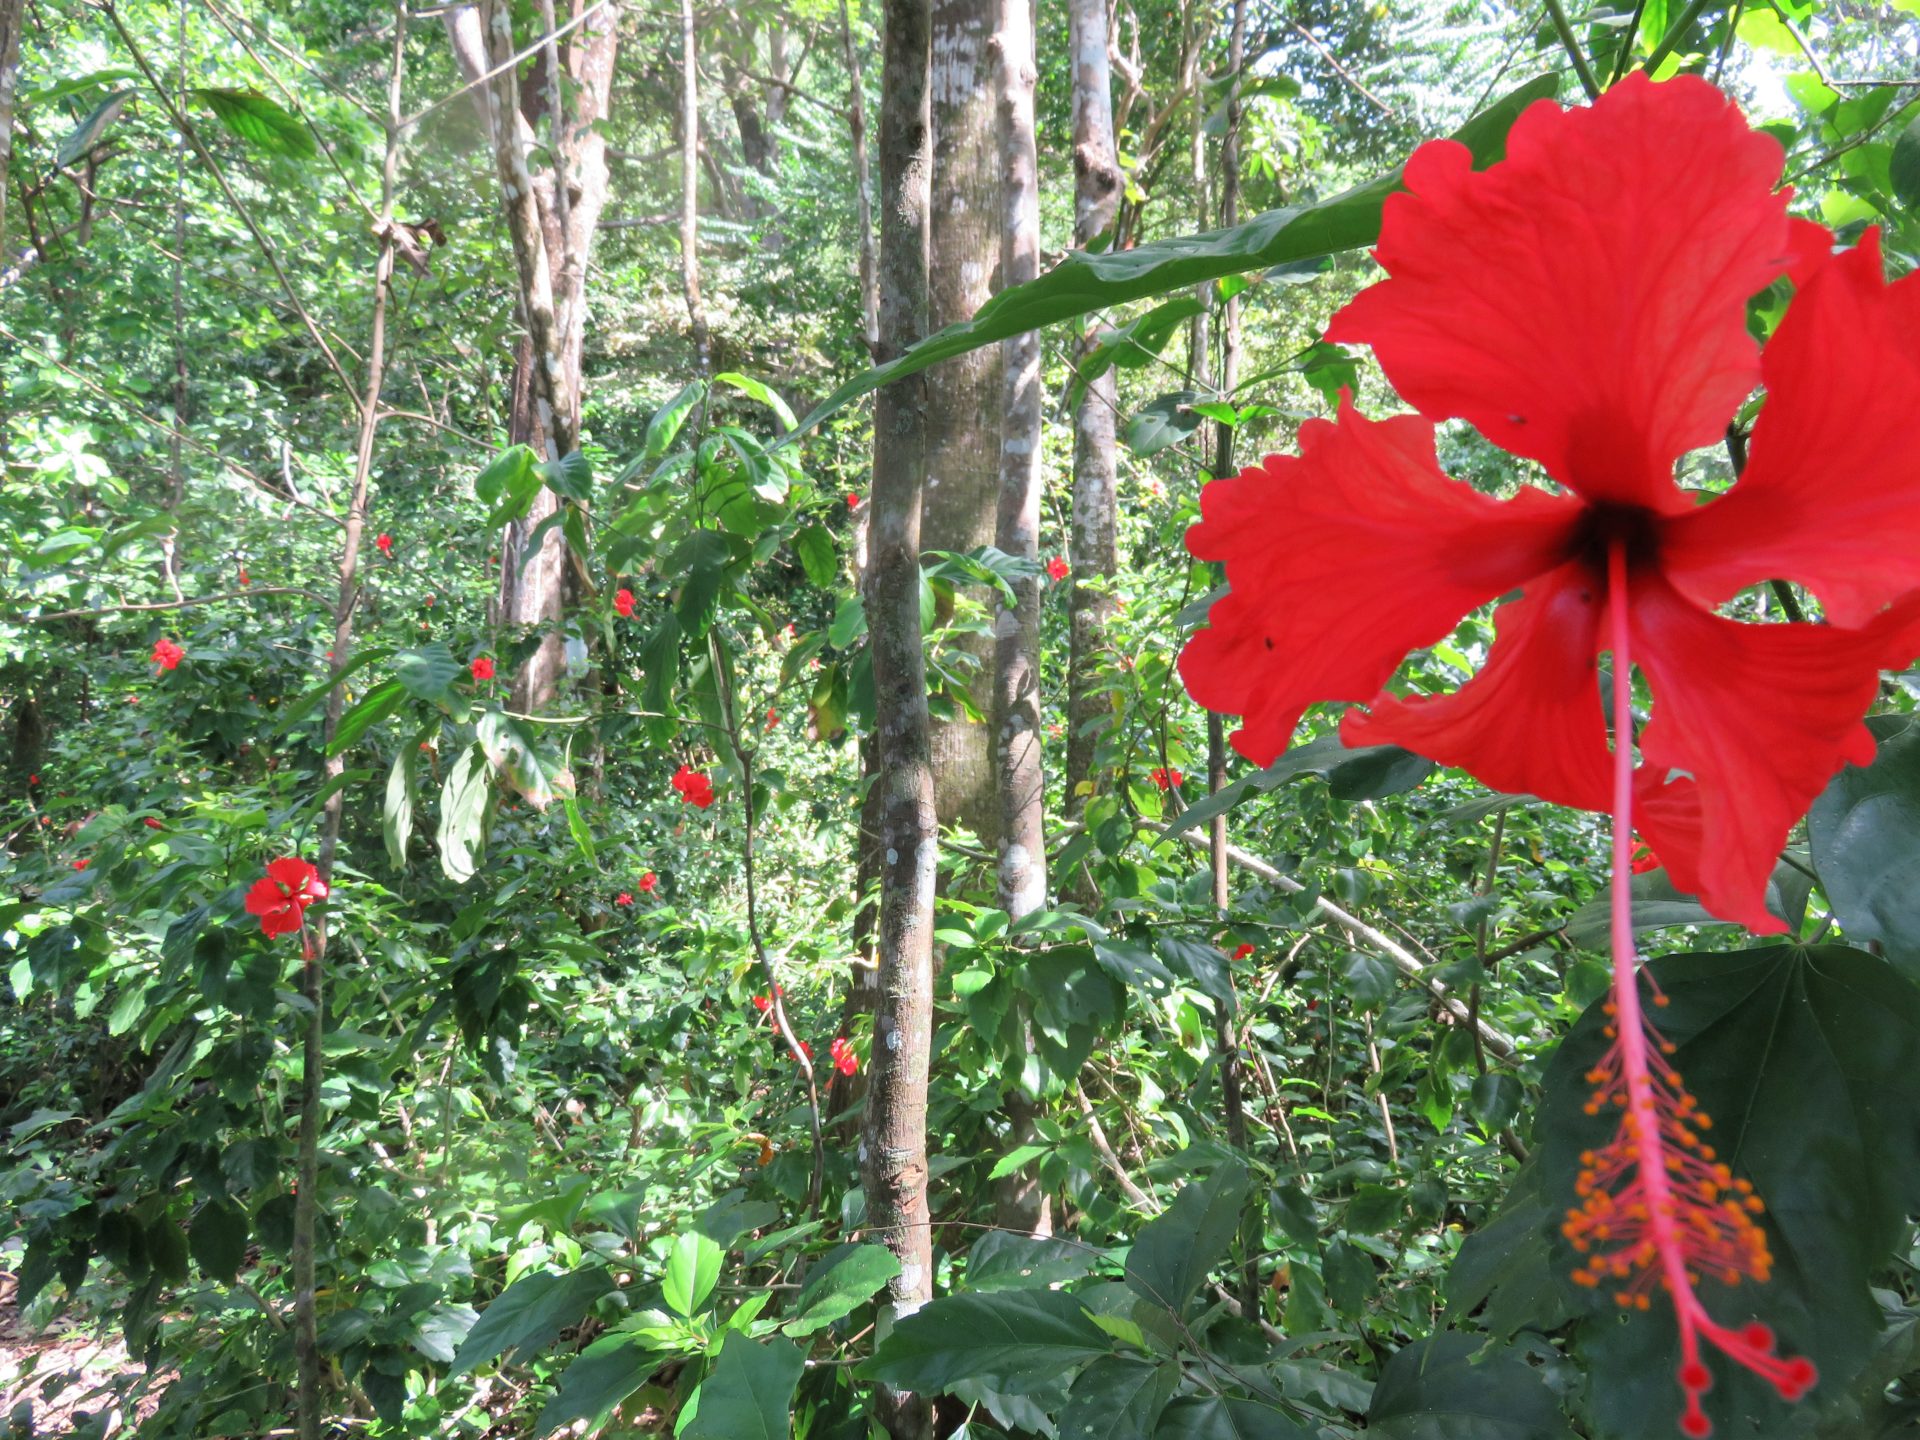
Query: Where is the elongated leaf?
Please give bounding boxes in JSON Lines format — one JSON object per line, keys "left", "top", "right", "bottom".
{"left": 861, "top": 1289, "right": 1115, "bottom": 1394}
{"left": 536, "top": 1332, "right": 661, "bottom": 1436}
{"left": 329, "top": 679, "right": 406, "bottom": 755}
{"left": 640, "top": 380, "right": 705, "bottom": 464}
{"left": 1059, "top": 1355, "right": 1177, "bottom": 1440}
{"left": 788, "top": 74, "right": 1557, "bottom": 439}
{"left": 436, "top": 745, "right": 490, "bottom": 884}
{"left": 793, "top": 523, "right": 838, "bottom": 588}
{"left": 681, "top": 1332, "right": 805, "bottom": 1440}
{"left": 393, "top": 644, "right": 463, "bottom": 708}
{"left": 192, "top": 87, "right": 317, "bottom": 159}
{"left": 383, "top": 735, "right": 422, "bottom": 867}
{"left": 57, "top": 89, "right": 132, "bottom": 168}
{"left": 474, "top": 444, "right": 537, "bottom": 505}
{"left": 714, "top": 371, "right": 798, "bottom": 430}
{"left": 477, "top": 711, "right": 566, "bottom": 811}
{"left": 1154, "top": 1395, "right": 1312, "bottom": 1438}
{"left": 451, "top": 1267, "right": 614, "bottom": 1374}
{"left": 1125, "top": 1162, "right": 1249, "bottom": 1313}
{"left": 189, "top": 1200, "right": 247, "bottom": 1284}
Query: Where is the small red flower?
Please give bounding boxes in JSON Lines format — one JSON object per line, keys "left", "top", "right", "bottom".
{"left": 638, "top": 871, "right": 659, "bottom": 893}
{"left": 238, "top": 567, "right": 251, "bottom": 586}
{"left": 671, "top": 764, "right": 715, "bottom": 808}
{"left": 1149, "top": 767, "right": 1183, "bottom": 791}
{"left": 795, "top": 1040, "right": 813, "bottom": 1061}
{"left": 71, "top": 857, "right": 89, "bottom": 871}
{"left": 830, "top": 1036, "right": 859, "bottom": 1077}
{"left": 846, "top": 493, "right": 861, "bottom": 510}
{"left": 615, "top": 891, "right": 634, "bottom": 906}
{"left": 470, "top": 656, "right": 495, "bottom": 682}
{"left": 1232, "top": 943, "right": 1253, "bottom": 961}
{"left": 1046, "top": 556, "right": 1070, "bottom": 582}
{"left": 375, "top": 533, "right": 393, "bottom": 556}
{"left": 752, "top": 984, "right": 784, "bottom": 1014}
{"left": 144, "top": 817, "right": 164, "bottom": 830}
{"left": 244, "top": 857, "right": 328, "bottom": 939}
{"left": 765, "top": 708, "right": 779, "bottom": 730}
{"left": 1630, "top": 840, "right": 1662, "bottom": 875}
{"left": 28, "top": 774, "right": 38, "bottom": 786}
{"left": 614, "top": 588, "right": 636, "bottom": 618}
{"left": 151, "top": 638, "right": 184, "bottom": 672}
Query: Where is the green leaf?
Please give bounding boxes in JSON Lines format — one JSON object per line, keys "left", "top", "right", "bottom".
{"left": 1889, "top": 113, "right": 1920, "bottom": 209}
{"left": 641, "top": 381, "right": 706, "bottom": 463}
{"left": 383, "top": 739, "right": 419, "bottom": 867}
{"left": 1058, "top": 1355, "right": 1177, "bottom": 1440}
{"left": 192, "top": 87, "right": 317, "bottom": 159}
{"left": 861, "top": 1289, "right": 1115, "bottom": 1394}
{"left": 1468, "top": 1072, "right": 1522, "bottom": 1133}
{"left": 1163, "top": 733, "right": 1433, "bottom": 838}
{"left": 828, "top": 592, "right": 866, "bottom": 648}
{"left": 563, "top": 795, "right": 597, "bottom": 865}
{"left": 1322, "top": 1238, "right": 1374, "bottom": 1317}
{"left": 966, "top": 1231, "right": 1099, "bottom": 1292}
{"left": 680, "top": 1332, "right": 804, "bottom": 1440}
{"left": 1068, "top": 296, "right": 1205, "bottom": 411}
{"left": 714, "top": 372, "right": 798, "bottom": 430}
{"left": 329, "top": 678, "right": 406, "bottom": 754}
{"left": 1125, "top": 1162, "right": 1250, "bottom": 1313}
{"left": 57, "top": 89, "right": 132, "bottom": 169}
{"left": 477, "top": 711, "right": 565, "bottom": 812}
{"left": 1154, "top": 1395, "right": 1312, "bottom": 1438}
{"left": 1121, "top": 392, "right": 1205, "bottom": 458}
{"left": 536, "top": 1332, "right": 661, "bottom": 1436}
{"left": 662, "top": 1231, "right": 723, "bottom": 1318}
{"left": 1339, "top": 951, "right": 1396, "bottom": 1011}
{"left": 1809, "top": 715, "right": 1920, "bottom": 965}
{"left": 451, "top": 1267, "right": 615, "bottom": 1374}
{"left": 436, "top": 745, "right": 491, "bottom": 884}
{"left": 793, "top": 524, "right": 838, "bottom": 589}
{"left": 474, "top": 445, "right": 537, "bottom": 505}
{"left": 1478, "top": 945, "right": 1920, "bottom": 1437}
{"left": 787, "top": 74, "right": 1558, "bottom": 439}
{"left": 784, "top": 1243, "right": 900, "bottom": 1336}
{"left": 1367, "top": 1333, "right": 1575, "bottom": 1439}
{"left": 539, "top": 450, "right": 593, "bottom": 503}
{"left": 189, "top": 1200, "right": 248, "bottom": 1284}
{"left": 393, "top": 644, "right": 463, "bottom": 708}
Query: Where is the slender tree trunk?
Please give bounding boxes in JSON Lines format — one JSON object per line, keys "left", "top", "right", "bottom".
{"left": 922, "top": 0, "right": 1003, "bottom": 847}
{"left": 861, "top": 0, "right": 935, "bottom": 1428}
{"left": 298, "top": 14, "right": 406, "bottom": 1436}
{"left": 988, "top": 0, "right": 1050, "bottom": 1237}
{"left": 0, "top": 0, "right": 22, "bottom": 265}
{"left": 841, "top": 0, "right": 880, "bottom": 357}
{"left": 681, "top": 0, "right": 712, "bottom": 372}
{"left": 1063, "top": 0, "right": 1121, "bottom": 820}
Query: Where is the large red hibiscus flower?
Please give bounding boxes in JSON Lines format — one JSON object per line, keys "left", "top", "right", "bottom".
{"left": 1182, "top": 72, "right": 1920, "bottom": 936}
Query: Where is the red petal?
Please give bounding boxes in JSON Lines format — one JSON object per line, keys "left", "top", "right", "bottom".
{"left": 1342, "top": 562, "right": 1611, "bottom": 810}
{"left": 1661, "top": 233, "right": 1920, "bottom": 627}
{"left": 1629, "top": 575, "right": 1888, "bottom": 931}
{"left": 244, "top": 877, "right": 285, "bottom": 917}
{"left": 1326, "top": 74, "right": 1792, "bottom": 512}
{"left": 1179, "top": 402, "right": 1577, "bottom": 764}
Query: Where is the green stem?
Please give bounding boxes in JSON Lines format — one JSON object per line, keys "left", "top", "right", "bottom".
{"left": 1543, "top": 0, "right": 1602, "bottom": 98}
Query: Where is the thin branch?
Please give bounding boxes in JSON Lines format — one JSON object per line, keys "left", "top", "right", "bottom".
{"left": 404, "top": 0, "right": 616, "bottom": 128}
{"left": 19, "top": 587, "right": 323, "bottom": 623}
{"left": 1542, "top": 0, "right": 1601, "bottom": 98}
{"left": 1289, "top": 21, "right": 1396, "bottom": 116}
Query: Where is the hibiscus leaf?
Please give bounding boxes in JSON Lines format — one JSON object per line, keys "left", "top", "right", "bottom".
{"left": 192, "top": 87, "right": 317, "bottom": 159}
{"left": 436, "top": 744, "right": 491, "bottom": 884}
{"left": 1121, "top": 391, "right": 1205, "bottom": 458}
{"left": 679, "top": 1332, "right": 805, "bottom": 1440}
{"left": 535, "top": 1332, "right": 662, "bottom": 1436}
{"left": 1808, "top": 714, "right": 1920, "bottom": 968}
{"left": 1461, "top": 944, "right": 1920, "bottom": 1439}
{"left": 786, "top": 72, "right": 1558, "bottom": 440}
{"left": 1367, "top": 1333, "right": 1575, "bottom": 1439}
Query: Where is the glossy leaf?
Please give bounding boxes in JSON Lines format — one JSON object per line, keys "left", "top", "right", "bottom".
{"left": 193, "top": 87, "right": 317, "bottom": 159}
{"left": 451, "top": 1266, "right": 615, "bottom": 1374}
{"left": 1163, "top": 733, "right": 1433, "bottom": 838}
{"left": 861, "top": 1289, "right": 1115, "bottom": 1394}
{"left": 1125, "top": 1162, "right": 1250, "bottom": 1313}
{"left": 1367, "top": 1333, "right": 1575, "bottom": 1439}
{"left": 1808, "top": 714, "right": 1920, "bottom": 966}
{"left": 784, "top": 1242, "right": 900, "bottom": 1335}
{"left": 536, "top": 1332, "right": 661, "bottom": 1436}
{"left": 680, "top": 1332, "right": 805, "bottom": 1440}
{"left": 662, "top": 1230, "right": 723, "bottom": 1317}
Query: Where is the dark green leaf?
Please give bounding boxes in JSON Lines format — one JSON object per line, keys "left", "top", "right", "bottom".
{"left": 641, "top": 381, "right": 705, "bottom": 463}
{"left": 1059, "top": 1356, "right": 1178, "bottom": 1440}
{"left": 1163, "top": 734, "right": 1432, "bottom": 839}
{"left": 967, "top": 1231, "right": 1099, "bottom": 1292}
{"left": 1809, "top": 715, "right": 1920, "bottom": 966}
{"left": 1367, "top": 1333, "right": 1575, "bottom": 1439}
{"left": 539, "top": 450, "right": 593, "bottom": 503}
{"left": 1125, "top": 1162, "right": 1250, "bottom": 1313}
{"left": 536, "top": 1332, "right": 661, "bottom": 1436}
{"left": 329, "top": 679, "right": 406, "bottom": 754}
{"left": 1890, "top": 113, "right": 1920, "bottom": 209}
{"left": 474, "top": 445, "right": 537, "bottom": 506}
{"left": 785, "top": 1243, "right": 900, "bottom": 1335}
{"left": 56, "top": 89, "right": 132, "bottom": 168}
{"left": 681, "top": 1332, "right": 805, "bottom": 1440}
{"left": 189, "top": 1201, "right": 247, "bottom": 1284}
{"left": 1154, "top": 1395, "right": 1312, "bottom": 1438}
{"left": 451, "top": 1267, "right": 615, "bottom": 1374}
{"left": 662, "top": 1231, "right": 723, "bottom": 1318}
{"left": 793, "top": 523, "right": 838, "bottom": 588}
{"left": 393, "top": 643, "right": 463, "bottom": 708}
{"left": 1322, "top": 1238, "right": 1374, "bottom": 1316}
{"left": 1122, "top": 391, "right": 1205, "bottom": 458}
{"left": 861, "top": 1289, "right": 1115, "bottom": 1394}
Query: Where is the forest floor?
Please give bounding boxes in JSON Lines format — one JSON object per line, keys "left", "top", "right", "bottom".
{"left": 0, "top": 1272, "right": 159, "bottom": 1434}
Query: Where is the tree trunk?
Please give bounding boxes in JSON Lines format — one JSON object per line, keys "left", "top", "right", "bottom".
{"left": 861, "top": 0, "right": 935, "bottom": 1428}
{"left": 681, "top": 0, "right": 712, "bottom": 371}
{"left": 988, "top": 0, "right": 1051, "bottom": 1238}
{"left": 1063, "top": 0, "right": 1121, "bottom": 820}
{"left": 922, "top": 0, "right": 1003, "bottom": 848}
{"left": 841, "top": 0, "right": 880, "bottom": 356}
{"left": 0, "top": 0, "right": 22, "bottom": 264}
{"left": 446, "top": 0, "right": 618, "bottom": 711}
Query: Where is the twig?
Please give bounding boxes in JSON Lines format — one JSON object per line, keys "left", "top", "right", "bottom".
{"left": 1075, "top": 1085, "right": 1160, "bottom": 1213}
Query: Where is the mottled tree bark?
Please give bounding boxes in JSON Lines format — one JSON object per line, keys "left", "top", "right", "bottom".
{"left": 842, "top": 0, "right": 880, "bottom": 356}
{"left": 0, "top": 0, "right": 21, "bottom": 265}
{"left": 446, "top": 0, "right": 618, "bottom": 711}
{"left": 860, "top": 0, "right": 935, "bottom": 1428}
{"left": 1063, "top": 0, "right": 1122, "bottom": 819}
{"left": 922, "top": 0, "right": 1003, "bottom": 847}
{"left": 988, "top": 0, "right": 1051, "bottom": 1237}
